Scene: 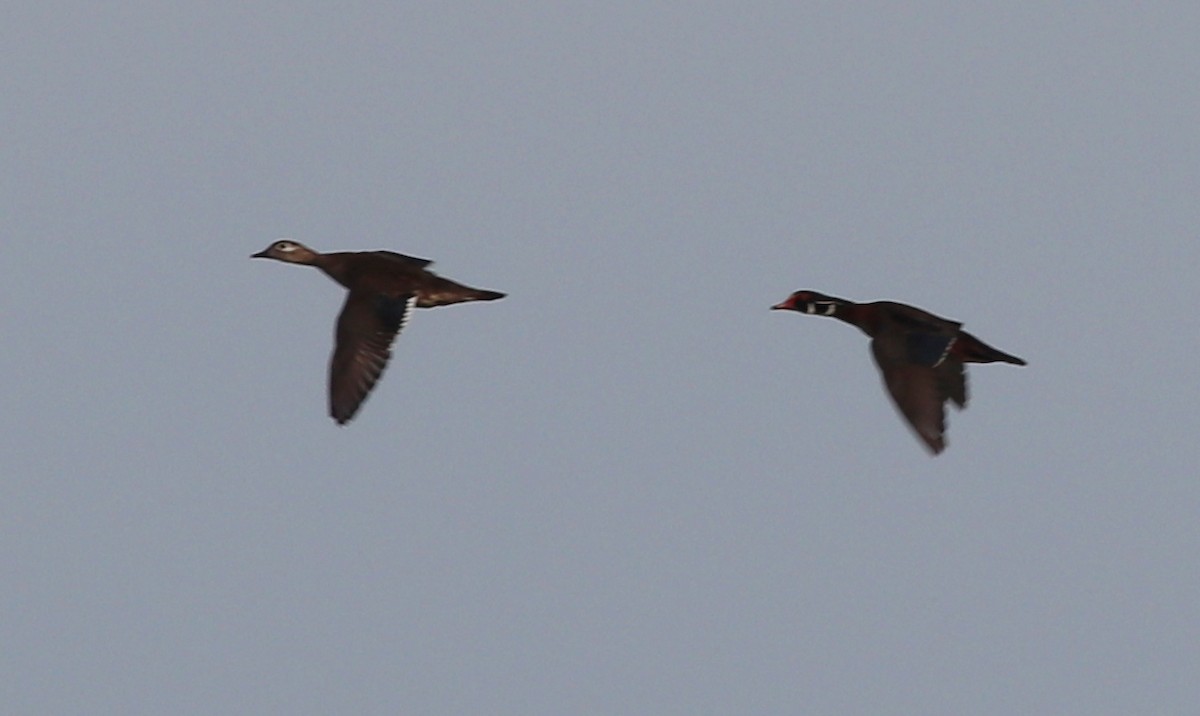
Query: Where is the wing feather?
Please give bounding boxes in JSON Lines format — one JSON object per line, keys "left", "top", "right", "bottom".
{"left": 328, "top": 292, "right": 416, "bottom": 424}
{"left": 872, "top": 340, "right": 949, "bottom": 454}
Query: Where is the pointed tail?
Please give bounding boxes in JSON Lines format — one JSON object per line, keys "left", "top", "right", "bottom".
{"left": 416, "top": 279, "right": 506, "bottom": 307}
{"left": 958, "top": 331, "right": 1026, "bottom": 365}
{"left": 470, "top": 289, "right": 506, "bottom": 302}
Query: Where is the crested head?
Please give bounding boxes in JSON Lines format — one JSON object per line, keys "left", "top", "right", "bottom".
{"left": 771, "top": 290, "right": 848, "bottom": 316}
{"left": 250, "top": 239, "right": 320, "bottom": 264}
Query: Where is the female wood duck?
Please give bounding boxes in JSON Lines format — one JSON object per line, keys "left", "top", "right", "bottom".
{"left": 252, "top": 240, "right": 505, "bottom": 425}
{"left": 771, "top": 290, "right": 1025, "bottom": 454}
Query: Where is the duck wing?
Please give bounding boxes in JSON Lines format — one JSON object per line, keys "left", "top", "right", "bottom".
{"left": 328, "top": 291, "right": 416, "bottom": 424}
{"left": 871, "top": 336, "right": 952, "bottom": 454}
{"left": 368, "top": 250, "right": 433, "bottom": 268}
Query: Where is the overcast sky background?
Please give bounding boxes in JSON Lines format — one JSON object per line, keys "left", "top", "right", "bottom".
{"left": 4, "top": 3, "right": 1199, "bottom": 714}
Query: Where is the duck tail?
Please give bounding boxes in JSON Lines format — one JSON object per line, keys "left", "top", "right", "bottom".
{"left": 470, "top": 288, "right": 506, "bottom": 302}
{"left": 958, "top": 331, "right": 1026, "bottom": 365}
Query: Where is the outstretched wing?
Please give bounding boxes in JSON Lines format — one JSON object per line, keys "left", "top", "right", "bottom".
{"left": 871, "top": 338, "right": 951, "bottom": 454}
{"left": 328, "top": 292, "right": 416, "bottom": 424}
{"left": 903, "top": 332, "right": 967, "bottom": 410}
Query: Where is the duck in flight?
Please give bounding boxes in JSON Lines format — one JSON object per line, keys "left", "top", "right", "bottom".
{"left": 772, "top": 290, "right": 1025, "bottom": 454}
{"left": 252, "top": 240, "right": 504, "bottom": 424}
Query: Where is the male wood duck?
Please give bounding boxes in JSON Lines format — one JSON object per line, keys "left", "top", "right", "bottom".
{"left": 252, "top": 240, "right": 505, "bottom": 425}
{"left": 771, "top": 290, "right": 1025, "bottom": 454}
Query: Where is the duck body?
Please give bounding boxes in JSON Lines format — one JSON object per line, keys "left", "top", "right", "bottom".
{"left": 772, "top": 290, "right": 1025, "bottom": 454}
{"left": 252, "top": 240, "right": 504, "bottom": 425}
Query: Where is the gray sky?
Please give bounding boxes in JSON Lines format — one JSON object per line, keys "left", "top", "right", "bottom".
{"left": 4, "top": 3, "right": 1199, "bottom": 714}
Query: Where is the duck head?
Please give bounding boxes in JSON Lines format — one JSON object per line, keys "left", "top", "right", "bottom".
{"left": 771, "top": 290, "right": 849, "bottom": 316}
{"left": 251, "top": 239, "right": 320, "bottom": 264}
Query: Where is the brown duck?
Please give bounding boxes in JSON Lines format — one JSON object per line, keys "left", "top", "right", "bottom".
{"left": 252, "top": 239, "right": 504, "bottom": 424}
{"left": 772, "top": 290, "right": 1025, "bottom": 454}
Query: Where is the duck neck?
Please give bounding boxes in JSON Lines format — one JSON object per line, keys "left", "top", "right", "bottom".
{"left": 831, "top": 303, "right": 877, "bottom": 337}
{"left": 310, "top": 253, "right": 354, "bottom": 290}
